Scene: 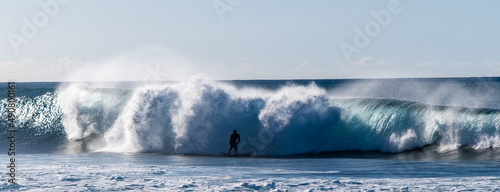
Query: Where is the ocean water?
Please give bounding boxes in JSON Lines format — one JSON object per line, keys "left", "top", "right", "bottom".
{"left": 2, "top": 78, "right": 500, "bottom": 191}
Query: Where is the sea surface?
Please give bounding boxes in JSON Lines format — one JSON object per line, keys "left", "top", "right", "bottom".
{"left": 2, "top": 78, "right": 500, "bottom": 191}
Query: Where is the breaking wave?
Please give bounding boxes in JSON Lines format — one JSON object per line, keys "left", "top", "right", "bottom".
{"left": 2, "top": 79, "right": 500, "bottom": 156}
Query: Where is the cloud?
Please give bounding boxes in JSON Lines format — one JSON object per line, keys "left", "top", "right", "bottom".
{"left": 0, "top": 46, "right": 200, "bottom": 82}
{"left": 351, "top": 57, "right": 374, "bottom": 66}
{"left": 418, "top": 61, "right": 439, "bottom": 67}
{"left": 0, "top": 58, "right": 82, "bottom": 82}
{"left": 2, "top": 51, "right": 500, "bottom": 82}
{"left": 58, "top": 46, "right": 200, "bottom": 82}
{"left": 451, "top": 61, "right": 470, "bottom": 66}
{"left": 350, "top": 57, "right": 391, "bottom": 67}
{"left": 295, "top": 60, "right": 310, "bottom": 70}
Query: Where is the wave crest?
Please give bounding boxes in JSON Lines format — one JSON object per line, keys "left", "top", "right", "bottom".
{"left": 5, "top": 80, "right": 500, "bottom": 155}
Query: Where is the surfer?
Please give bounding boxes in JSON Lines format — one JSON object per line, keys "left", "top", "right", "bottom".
{"left": 228, "top": 130, "right": 240, "bottom": 154}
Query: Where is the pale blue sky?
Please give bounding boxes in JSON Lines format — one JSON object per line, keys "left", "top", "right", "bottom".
{"left": 1, "top": 0, "right": 499, "bottom": 81}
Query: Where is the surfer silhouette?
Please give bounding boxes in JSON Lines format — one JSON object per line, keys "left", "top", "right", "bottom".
{"left": 228, "top": 130, "right": 240, "bottom": 154}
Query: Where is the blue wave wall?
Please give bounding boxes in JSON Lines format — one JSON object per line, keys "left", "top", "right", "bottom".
{"left": 2, "top": 80, "right": 500, "bottom": 155}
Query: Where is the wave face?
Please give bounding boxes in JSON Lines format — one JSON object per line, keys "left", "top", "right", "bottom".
{"left": 3, "top": 79, "right": 500, "bottom": 156}
{"left": 0, "top": 92, "right": 65, "bottom": 152}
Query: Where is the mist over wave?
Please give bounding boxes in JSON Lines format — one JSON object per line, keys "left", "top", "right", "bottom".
{"left": 2, "top": 79, "right": 500, "bottom": 156}
{"left": 56, "top": 79, "right": 500, "bottom": 155}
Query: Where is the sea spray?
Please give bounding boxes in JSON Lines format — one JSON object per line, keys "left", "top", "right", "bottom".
{"left": 3, "top": 80, "right": 500, "bottom": 155}
{"left": 102, "top": 84, "right": 178, "bottom": 153}
{"left": 57, "top": 83, "right": 130, "bottom": 141}
{"left": 69, "top": 80, "right": 500, "bottom": 155}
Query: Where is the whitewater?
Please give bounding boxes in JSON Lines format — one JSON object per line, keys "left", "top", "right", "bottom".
{"left": 2, "top": 78, "right": 500, "bottom": 191}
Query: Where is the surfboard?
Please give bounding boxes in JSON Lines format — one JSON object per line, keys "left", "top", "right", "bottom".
{"left": 220, "top": 152, "right": 252, "bottom": 157}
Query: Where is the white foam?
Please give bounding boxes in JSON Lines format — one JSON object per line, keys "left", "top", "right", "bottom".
{"left": 55, "top": 79, "right": 500, "bottom": 155}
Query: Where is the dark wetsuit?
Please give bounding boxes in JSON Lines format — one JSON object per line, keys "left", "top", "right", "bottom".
{"left": 230, "top": 133, "right": 240, "bottom": 147}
